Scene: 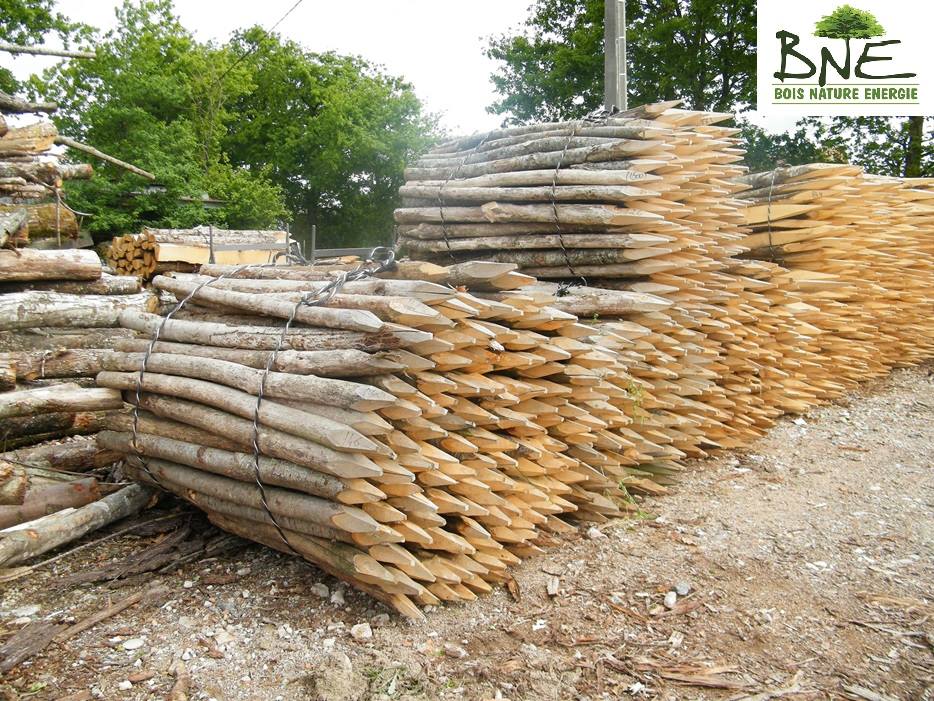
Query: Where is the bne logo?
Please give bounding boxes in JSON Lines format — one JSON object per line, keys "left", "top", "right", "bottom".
{"left": 757, "top": 0, "right": 928, "bottom": 115}
{"left": 774, "top": 5, "right": 916, "bottom": 87}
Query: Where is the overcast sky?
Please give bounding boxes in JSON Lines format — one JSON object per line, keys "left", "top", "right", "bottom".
{"left": 7, "top": 0, "right": 792, "bottom": 135}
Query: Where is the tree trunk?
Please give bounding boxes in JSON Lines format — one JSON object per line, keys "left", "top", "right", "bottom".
{"left": 8, "top": 349, "right": 115, "bottom": 380}
{"left": 0, "top": 291, "right": 158, "bottom": 330}
{"left": 98, "top": 430, "right": 350, "bottom": 501}
{"left": 117, "top": 310, "right": 420, "bottom": 353}
{"left": 0, "top": 122, "right": 57, "bottom": 154}
{"left": 0, "top": 274, "right": 141, "bottom": 296}
{"left": 0, "top": 327, "right": 137, "bottom": 352}
{"left": 400, "top": 183, "right": 656, "bottom": 204}
{"left": 0, "top": 411, "right": 113, "bottom": 448}
{"left": 121, "top": 456, "right": 377, "bottom": 534}
{"left": 394, "top": 203, "right": 662, "bottom": 227}
{"left": 905, "top": 116, "right": 924, "bottom": 177}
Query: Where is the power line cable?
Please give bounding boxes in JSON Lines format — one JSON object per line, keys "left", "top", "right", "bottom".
{"left": 214, "top": 0, "right": 305, "bottom": 84}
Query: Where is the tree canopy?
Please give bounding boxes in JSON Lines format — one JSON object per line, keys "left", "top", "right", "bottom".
{"left": 485, "top": 0, "right": 757, "bottom": 124}
{"left": 814, "top": 5, "right": 885, "bottom": 40}
{"left": 0, "top": 0, "right": 83, "bottom": 93}
{"left": 223, "top": 29, "right": 437, "bottom": 247}
{"left": 29, "top": 0, "right": 436, "bottom": 246}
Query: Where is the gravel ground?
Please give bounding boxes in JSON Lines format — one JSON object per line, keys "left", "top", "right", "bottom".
{"left": 1, "top": 363, "right": 932, "bottom": 701}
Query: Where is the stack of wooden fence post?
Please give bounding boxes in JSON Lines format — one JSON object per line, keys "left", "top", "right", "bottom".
{"left": 0, "top": 247, "right": 163, "bottom": 561}
{"left": 738, "top": 165, "right": 934, "bottom": 392}
{"left": 108, "top": 227, "right": 289, "bottom": 279}
{"left": 98, "top": 260, "right": 697, "bottom": 617}
{"left": 398, "top": 105, "right": 934, "bottom": 456}
{"left": 397, "top": 103, "right": 775, "bottom": 456}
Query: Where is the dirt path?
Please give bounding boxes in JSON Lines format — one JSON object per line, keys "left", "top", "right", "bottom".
{"left": 2, "top": 365, "right": 932, "bottom": 701}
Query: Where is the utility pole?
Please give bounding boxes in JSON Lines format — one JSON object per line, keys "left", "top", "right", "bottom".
{"left": 604, "top": 0, "right": 628, "bottom": 112}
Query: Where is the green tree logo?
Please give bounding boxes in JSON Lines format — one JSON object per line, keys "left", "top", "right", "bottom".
{"left": 814, "top": 5, "right": 885, "bottom": 68}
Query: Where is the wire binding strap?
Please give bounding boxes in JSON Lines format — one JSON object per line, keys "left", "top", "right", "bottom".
{"left": 436, "top": 134, "right": 492, "bottom": 263}
{"left": 130, "top": 247, "right": 395, "bottom": 554}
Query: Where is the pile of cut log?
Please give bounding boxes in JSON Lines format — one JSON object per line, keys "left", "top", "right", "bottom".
{"left": 98, "top": 260, "right": 699, "bottom": 617}
{"left": 108, "top": 227, "right": 290, "bottom": 278}
{"left": 0, "top": 248, "right": 161, "bottom": 565}
{"left": 0, "top": 108, "right": 93, "bottom": 247}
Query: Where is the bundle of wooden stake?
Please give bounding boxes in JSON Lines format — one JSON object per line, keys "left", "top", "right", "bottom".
{"left": 98, "top": 259, "right": 691, "bottom": 617}
{"left": 108, "top": 227, "right": 290, "bottom": 278}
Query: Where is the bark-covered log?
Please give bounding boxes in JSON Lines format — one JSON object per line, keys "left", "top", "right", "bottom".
{"left": 0, "top": 477, "right": 100, "bottom": 529}
{"left": 0, "top": 160, "right": 91, "bottom": 184}
{"left": 96, "top": 370, "right": 385, "bottom": 455}
{"left": 113, "top": 338, "right": 408, "bottom": 377}
{"left": 0, "top": 274, "right": 141, "bottom": 296}
{"left": 8, "top": 348, "right": 113, "bottom": 380}
{"left": 171, "top": 273, "right": 455, "bottom": 302}
{"left": 0, "top": 291, "right": 158, "bottom": 329}
{"left": 394, "top": 203, "right": 662, "bottom": 227}
{"left": 0, "top": 327, "right": 137, "bottom": 352}
{"left": 0, "top": 208, "right": 27, "bottom": 247}
{"left": 485, "top": 282, "right": 671, "bottom": 316}
{"left": 126, "top": 392, "right": 382, "bottom": 479}
{"left": 106, "top": 411, "right": 243, "bottom": 452}
{"left": 424, "top": 247, "right": 673, "bottom": 268}
{"left": 152, "top": 275, "right": 385, "bottom": 333}
{"left": 404, "top": 138, "right": 661, "bottom": 180}
{"left": 0, "top": 461, "right": 27, "bottom": 505}
{"left": 99, "top": 430, "right": 351, "bottom": 501}
{"left": 121, "top": 456, "right": 378, "bottom": 534}
{"left": 0, "top": 203, "right": 79, "bottom": 239}
{"left": 0, "top": 90, "right": 58, "bottom": 114}
{"left": 118, "top": 310, "right": 425, "bottom": 353}
{"left": 0, "top": 384, "right": 123, "bottom": 419}
{"left": 54, "top": 136, "right": 155, "bottom": 180}
{"left": 400, "top": 183, "right": 658, "bottom": 204}
{"left": 0, "top": 436, "right": 120, "bottom": 472}
{"left": 0, "top": 248, "right": 99, "bottom": 282}
{"left": 400, "top": 232, "right": 671, "bottom": 253}
{"left": 0, "top": 355, "right": 14, "bottom": 391}
{"left": 101, "top": 352, "right": 394, "bottom": 410}
{"left": 0, "top": 483, "right": 152, "bottom": 568}
{"left": 0, "top": 122, "right": 57, "bottom": 154}
{"left": 0, "top": 411, "right": 113, "bottom": 447}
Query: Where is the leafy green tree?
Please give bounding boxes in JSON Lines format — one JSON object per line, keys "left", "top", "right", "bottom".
{"left": 739, "top": 120, "right": 846, "bottom": 173}
{"left": 485, "top": 0, "right": 757, "bottom": 125}
{"left": 0, "top": 0, "right": 84, "bottom": 93}
{"left": 741, "top": 117, "right": 933, "bottom": 177}
{"left": 33, "top": 0, "right": 287, "bottom": 239}
{"left": 222, "top": 29, "right": 438, "bottom": 248}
